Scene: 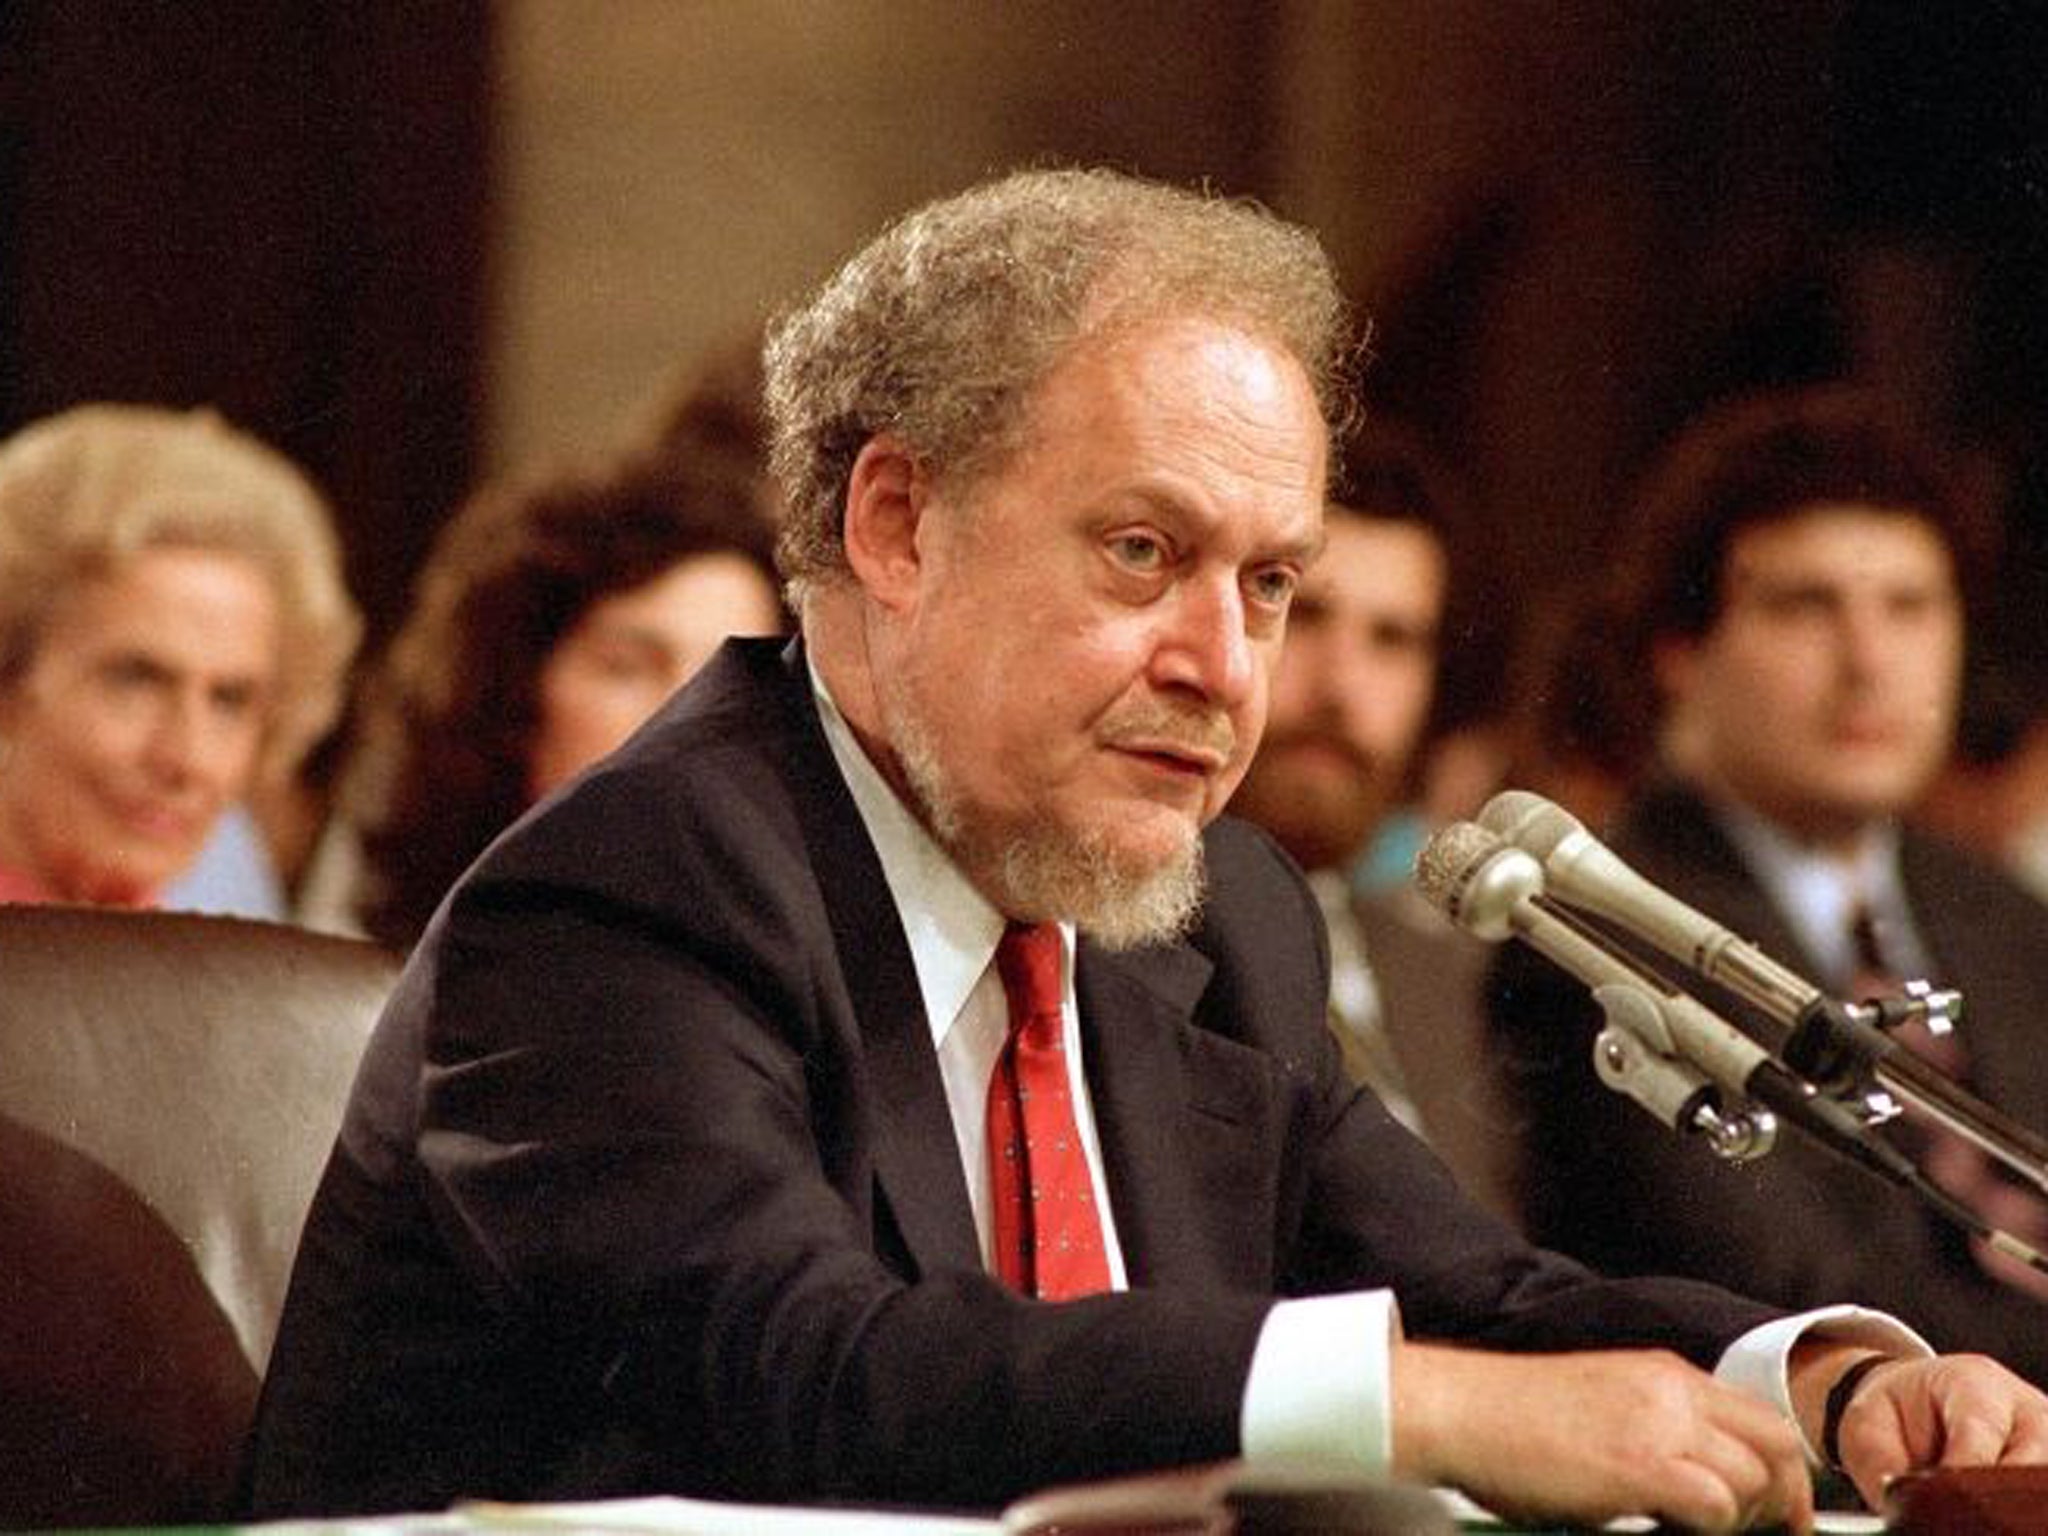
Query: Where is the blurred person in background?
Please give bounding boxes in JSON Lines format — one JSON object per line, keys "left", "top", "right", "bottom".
{"left": 1489, "top": 383, "right": 2048, "bottom": 1386}
{"left": 1228, "top": 424, "right": 1511, "bottom": 1214}
{"left": 314, "top": 449, "right": 785, "bottom": 948}
{"left": 1492, "top": 587, "right": 1656, "bottom": 836}
{"left": 0, "top": 404, "right": 358, "bottom": 908}
{"left": 1915, "top": 612, "right": 2048, "bottom": 906}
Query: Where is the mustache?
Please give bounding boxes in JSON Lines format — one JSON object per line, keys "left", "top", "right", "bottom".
{"left": 1254, "top": 723, "right": 1383, "bottom": 780}
{"left": 1101, "top": 700, "right": 1237, "bottom": 762}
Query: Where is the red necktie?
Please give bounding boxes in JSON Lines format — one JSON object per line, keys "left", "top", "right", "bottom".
{"left": 985, "top": 922, "right": 1112, "bottom": 1300}
{"left": 1852, "top": 905, "right": 2048, "bottom": 1301}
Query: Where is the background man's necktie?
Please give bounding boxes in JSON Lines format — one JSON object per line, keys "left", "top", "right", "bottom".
{"left": 1851, "top": 904, "right": 2048, "bottom": 1302}
{"left": 985, "top": 922, "right": 1112, "bottom": 1300}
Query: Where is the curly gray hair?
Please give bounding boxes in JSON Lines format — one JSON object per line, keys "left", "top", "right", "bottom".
{"left": 764, "top": 166, "right": 1358, "bottom": 606}
{"left": 0, "top": 403, "right": 361, "bottom": 784}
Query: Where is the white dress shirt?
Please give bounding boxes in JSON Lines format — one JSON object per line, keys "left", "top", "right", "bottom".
{"left": 814, "top": 675, "right": 1125, "bottom": 1284}
{"left": 1715, "top": 799, "right": 1932, "bottom": 988}
{"left": 809, "top": 663, "right": 1923, "bottom": 1474}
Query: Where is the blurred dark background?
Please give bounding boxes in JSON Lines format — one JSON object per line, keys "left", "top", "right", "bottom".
{"left": 1, "top": 1, "right": 2042, "bottom": 678}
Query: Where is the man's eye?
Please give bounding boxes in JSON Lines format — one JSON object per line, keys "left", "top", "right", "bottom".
{"left": 98, "top": 656, "right": 166, "bottom": 691}
{"left": 1886, "top": 589, "right": 1948, "bottom": 622}
{"left": 1247, "top": 567, "right": 1299, "bottom": 608}
{"left": 1750, "top": 588, "right": 1833, "bottom": 621}
{"left": 1109, "top": 533, "right": 1168, "bottom": 572}
{"left": 209, "top": 681, "right": 266, "bottom": 718}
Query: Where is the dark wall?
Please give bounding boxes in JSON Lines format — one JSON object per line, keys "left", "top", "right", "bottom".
{"left": 3, "top": 4, "right": 2041, "bottom": 698}
{"left": 0, "top": 3, "right": 493, "bottom": 652}
{"left": 1326, "top": 2, "right": 2048, "bottom": 727}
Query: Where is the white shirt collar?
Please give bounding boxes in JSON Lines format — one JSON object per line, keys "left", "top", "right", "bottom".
{"left": 805, "top": 654, "right": 1073, "bottom": 1050}
{"left": 1709, "top": 796, "right": 1923, "bottom": 984}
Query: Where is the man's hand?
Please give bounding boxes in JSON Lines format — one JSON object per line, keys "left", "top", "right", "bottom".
{"left": 1800, "top": 1348, "right": 2048, "bottom": 1510}
{"left": 1392, "top": 1342, "right": 1815, "bottom": 1533}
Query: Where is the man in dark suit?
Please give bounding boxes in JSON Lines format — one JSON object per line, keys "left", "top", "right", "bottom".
{"left": 1491, "top": 384, "right": 2048, "bottom": 1390}
{"left": 247, "top": 173, "right": 2048, "bottom": 1529}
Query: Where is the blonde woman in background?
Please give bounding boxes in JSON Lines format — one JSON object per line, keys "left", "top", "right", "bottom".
{"left": 0, "top": 404, "right": 359, "bottom": 907}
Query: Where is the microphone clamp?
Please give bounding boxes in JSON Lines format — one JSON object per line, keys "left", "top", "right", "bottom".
{"left": 1589, "top": 984, "right": 1777, "bottom": 1162}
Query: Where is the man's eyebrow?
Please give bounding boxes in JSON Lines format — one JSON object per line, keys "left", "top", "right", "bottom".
{"left": 1727, "top": 563, "right": 1834, "bottom": 594}
{"left": 96, "top": 647, "right": 177, "bottom": 674}
{"left": 1282, "top": 528, "right": 1329, "bottom": 565}
{"left": 1102, "top": 487, "right": 1326, "bottom": 565}
{"left": 1251, "top": 524, "right": 1324, "bottom": 569}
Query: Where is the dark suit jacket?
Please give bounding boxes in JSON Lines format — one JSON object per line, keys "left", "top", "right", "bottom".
{"left": 246, "top": 642, "right": 1779, "bottom": 1517}
{"left": 1489, "top": 778, "right": 2048, "bottom": 1388}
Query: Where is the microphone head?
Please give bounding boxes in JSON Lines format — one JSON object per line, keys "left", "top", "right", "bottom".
{"left": 1413, "top": 821, "right": 1544, "bottom": 943}
{"left": 1479, "top": 788, "right": 1586, "bottom": 862}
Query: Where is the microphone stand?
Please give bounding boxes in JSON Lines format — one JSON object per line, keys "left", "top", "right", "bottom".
{"left": 1565, "top": 931, "right": 2048, "bottom": 1283}
{"left": 1473, "top": 786, "right": 2048, "bottom": 1205}
{"left": 1415, "top": 818, "right": 2048, "bottom": 1282}
{"left": 1550, "top": 886, "right": 2048, "bottom": 1199}
{"left": 1779, "top": 988, "right": 2048, "bottom": 1201}
{"left": 1515, "top": 893, "right": 1780, "bottom": 1162}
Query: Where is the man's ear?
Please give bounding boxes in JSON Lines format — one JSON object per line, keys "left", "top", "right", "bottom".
{"left": 842, "top": 435, "right": 926, "bottom": 613}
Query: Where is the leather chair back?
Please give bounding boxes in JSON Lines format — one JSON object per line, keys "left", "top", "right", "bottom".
{"left": 0, "top": 905, "right": 397, "bottom": 1527}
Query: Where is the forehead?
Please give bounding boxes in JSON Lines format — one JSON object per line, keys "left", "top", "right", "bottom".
{"left": 42, "top": 546, "right": 281, "bottom": 668}
{"left": 1724, "top": 502, "right": 1955, "bottom": 590}
{"left": 584, "top": 551, "right": 775, "bottom": 628}
{"left": 1308, "top": 513, "right": 1445, "bottom": 605}
{"left": 999, "top": 315, "right": 1328, "bottom": 528}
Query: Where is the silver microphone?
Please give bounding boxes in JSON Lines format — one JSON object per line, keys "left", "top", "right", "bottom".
{"left": 1413, "top": 821, "right": 1660, "bottom": 997}
{"left": 1418, "top": 820, "right": 1915, "bottom": 1172}
{"left": 1416, "top": 822, "right": 1776, "bottom": 1153}
{"left": 1477, "top": 789, "right": 1822, "bottom": 1026}
{"left": 1475, "top": 789, "right": 2048, "bottom": 1195}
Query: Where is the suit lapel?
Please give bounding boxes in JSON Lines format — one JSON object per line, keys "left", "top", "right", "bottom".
{"left": 1629, "top": 782, "right": 1825, "bottom": 979}
{"left": 1079, "top": 940, "right": 1268, "bottom": 1290}
{"left": 766, "top": 641, "right": 981, "bottom": 1278}
{"left": 859, "top": 980, "right": 985, "bottom": 1276}
{"left": 1899, "top": 833, "right": 2048, "bottom": 1117}
{"left": 756, "top": 640, "right": 1279, "bottom": 1289}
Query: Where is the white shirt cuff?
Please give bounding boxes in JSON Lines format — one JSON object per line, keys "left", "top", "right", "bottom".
{"left": 1715, "top": 1305, "right": 1934, "bottom": 1464}
{"left": 1241, "top": 1290, "right": 1401, "bottom": 1474}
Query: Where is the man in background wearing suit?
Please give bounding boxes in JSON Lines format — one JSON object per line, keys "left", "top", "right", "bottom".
{"left": 248, "top": 174, "right": 2048, "bottom": 1530}
{"left": 1490, "top": 384, "right": 2048, "bottom": 1389}
{"left": 1227, "top": 428, "right": 1511, "bottom": 1216}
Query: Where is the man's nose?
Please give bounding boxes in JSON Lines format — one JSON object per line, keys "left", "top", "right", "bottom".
{"left": 1154, "top": 579, "right": 1255, "bottom": 707}
{"left": 1322, "top": 641, "right": 1393, "bottom": 731}
{"left": 1836, "top": 602, "right": 1897, "bottom": 685}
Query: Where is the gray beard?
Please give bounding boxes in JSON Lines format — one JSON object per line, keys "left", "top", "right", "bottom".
{"left": 877, "top": 660, "right": 1206, "bottom": 952}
